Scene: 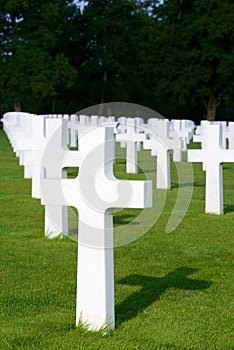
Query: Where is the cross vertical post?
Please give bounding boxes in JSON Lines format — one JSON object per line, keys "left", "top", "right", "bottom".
{"left": 42, "top": 118, "right": 80, "bottom": 237}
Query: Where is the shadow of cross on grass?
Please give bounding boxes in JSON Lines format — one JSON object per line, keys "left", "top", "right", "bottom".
{"left": 116, "top": 267, "right": 212, "bottom": 325}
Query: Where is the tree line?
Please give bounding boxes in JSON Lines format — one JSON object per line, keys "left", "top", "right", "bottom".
{"left": 0, "top": 0, "right": 233, "bottom": 122}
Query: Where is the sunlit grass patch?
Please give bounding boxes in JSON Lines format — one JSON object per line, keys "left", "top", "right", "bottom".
{"left": 0, "top": 130, "right": 234, "bottom": 350}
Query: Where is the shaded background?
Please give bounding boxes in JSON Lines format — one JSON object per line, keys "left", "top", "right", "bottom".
{"left": 0, "top": 0, "right": 233, "bottom": 123}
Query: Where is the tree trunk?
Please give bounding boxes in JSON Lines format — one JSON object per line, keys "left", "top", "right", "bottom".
{"left": 100, "top": 69, "right": 107, "bottom": 105}
{"left": 0, "top": 89, "right": 2, "bottom": 116}
{"left": 52, "top": 98, "right": 56, "bottom": 113}
{"left": 203, "top": 95, "right": 220, "bottom": 121}
{"left": 14, "top": 102, "right": 22, "bottom": 112}
{"left": 98, "top": 69, "right": 107, "bottom": 115}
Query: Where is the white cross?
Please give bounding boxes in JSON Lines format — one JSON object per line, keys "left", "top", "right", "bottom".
{"left": 3, "top": 112, "right": 31, "bottom": 143}
{"left": 144, "top": 119, "right": 182, "bottom": 189}
{"left": 2, "top": 112, "right": 20, "bottom": 136}
{"left": 171, "top": 119, "right": 195, "bottom": 151}
{"left": 168, "top": 122, "right": 183, "bottom": 162}
{"left": 15, "top": 115, "right": 47, "bottom": 197}
{"left": 219, "top": 121, "right": 228, "bottom": 149}
{"left": 98, "top": 116, "right": 107, "bottom": 125}
{"left": 135, "top": 117, "right": 145, "bottom": 151}
{"left": 227, "top": 122, "right": 234, "bottom": 149}
{"left": 116, "top": 117, "right": 145, "bottom": 173}
{"left": 41, "top": 125, "right": 152, "bottom": 331}
{"left": 9, "top": 113, "right": 36, "bottom": 176}
{"left": 188, "top": 123, "right": 234, "bottom": 214}
{"left": 42, "top": 118, "right": 80, "bottom": 237}
{"left": 116, "top": 116, "right": 127, "bottom": 148}
{"left": 76, "top": 115, "right": 94, "bottom": 141}
{"left": 99, "top": 116, "right": 118, "bottom": 133}
{"left": 67, "top": 114, "right": 79, "bottom": 147}
{"left": 193, "top": 121, "right": 212, "bottom": 171}
{"left": 90, "top": 115, "right": 99, "bottom": 125}
{"left": 193, "top": 121, "right": 210, "bottom": 145}
{"left": 10, "top": 113, "right": 34, "bottom": 156}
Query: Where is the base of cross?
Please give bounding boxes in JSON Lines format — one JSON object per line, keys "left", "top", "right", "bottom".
{"left": 76, "top": 242, "right": 115, "bottom": 332}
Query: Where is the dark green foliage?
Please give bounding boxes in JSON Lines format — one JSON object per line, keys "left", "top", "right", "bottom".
{"left": 0, "top": 0, "right": 78, "bottom": 113}
{"left": 147, "top": 0, "right": 234, "bottom": 120}
{"left": 0, "top": 0, "right": 234, "bottom": 120}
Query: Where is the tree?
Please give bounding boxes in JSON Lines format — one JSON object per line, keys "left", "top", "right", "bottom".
{"left": 76, "top": 0, "right": 154, "bottom": 108}
{"left": 147, "top": 0, "right": 234, "bottom": 120}
{"left": 0, "top": 0, "right": 79, "bottom": 113}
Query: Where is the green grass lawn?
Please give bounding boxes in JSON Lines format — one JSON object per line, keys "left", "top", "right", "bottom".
{"left": 0, "top": 129, "right": 234, "bottom": 350}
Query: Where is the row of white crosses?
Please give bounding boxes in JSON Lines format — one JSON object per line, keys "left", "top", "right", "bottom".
{"left": 10, "top": 112, "right": 234, "bottom": 332}
{"left": 5, "top": 112, "right": 234, "bottom": 218}
{"left": 10, "top": 114, "right": 234, "bottom": 218}
{"left": 116, "top": 117, "right": 194, "bottom": 189}
{"left": 171, "top": 119, "right": 195, "bottom": 151}
{"left": 2, "top": 111, "right": 194, "bottom": 330}
{"left": 3, "top": 113, "right": 117, "bottom": 237}
{"left": 3, "top": 113, "right": 195, "bottom": 232}
{"left": 2, "top": 112, "right": 152, "bottom": 331}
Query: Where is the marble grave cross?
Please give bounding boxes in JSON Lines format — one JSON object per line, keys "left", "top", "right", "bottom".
{"left": 41, "top": 125, "right": 152, "bottom": 331}
{"left": 68, "top": 114, "right": 79, "bottom": 147}
{"left": 187, "top": 123, "right": 234, "bottom": 214}
{"left": 42, "top": 118, "right": 80, "bottom": 237}
{"left": 144, "top": 119, "right": 182, "bottom": 189}
{"left": 116, "top": 117, "right": 146, "bottom": 174}
{"left": 227, "top": 122, "right": 234, "bottom": 149}
{"left": 15, "top": 115, "right": 47, "bottom": 196}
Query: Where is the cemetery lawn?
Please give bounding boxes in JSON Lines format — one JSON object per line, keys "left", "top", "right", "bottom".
{"left": 0, "top": 128, "right": 234, "bottom": 350}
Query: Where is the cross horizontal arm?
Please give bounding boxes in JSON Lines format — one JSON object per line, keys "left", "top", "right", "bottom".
{"left": 15, "top": 138, "right": 45, "bottom": 151}
{"left": 41, "top": 179, "right": 77, "bottom": 208}
{"left": 188, "top": 149, "right": 234, "bottom": 164}
{"left": 187, "top": 150, "right": 206, "bottom": 163}
{"left": 108, "top": 180, "right": 152, "bottom": 209}
{"left": 62, "top": 151, "right": 80, "bottom": 168}
{"left": 221, "top": 150, "right": 234, "bottom": 163}
{"left": 116, "top": 133, "right": 145, "bottom": 142}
